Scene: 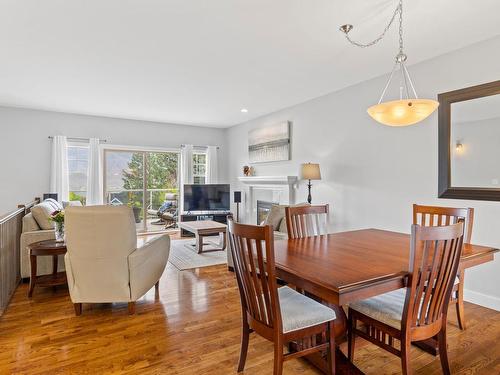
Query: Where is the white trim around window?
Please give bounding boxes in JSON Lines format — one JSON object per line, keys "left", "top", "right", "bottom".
{"left": 102, "top": 144, "right": 180, "bottom": 153}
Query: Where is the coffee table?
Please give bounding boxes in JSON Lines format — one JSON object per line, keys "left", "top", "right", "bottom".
{"left": 178, "top": 220, "right": 227, "bottom": 254}
{"left": 28, "top": 239, "right": 67, "bottom": 297}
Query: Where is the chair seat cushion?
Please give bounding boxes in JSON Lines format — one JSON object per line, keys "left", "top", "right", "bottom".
{"left": 278, "top": 286, "right": 336, "bottom": 333}
{"left": 349, "top": 288, "right": 406, "bottom": 330}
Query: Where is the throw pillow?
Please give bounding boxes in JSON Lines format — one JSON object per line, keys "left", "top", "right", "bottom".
{"left": 278, "top": 217, "right": 288, "bottom": 233}
{"left": 263, "top": 204, "right": 285, "bottom": 231}
{"left": 31, "top": 200, "right": 60, "bottom": 230}
{"left": 45, "top": 198, "right": 63, "bottom": 211}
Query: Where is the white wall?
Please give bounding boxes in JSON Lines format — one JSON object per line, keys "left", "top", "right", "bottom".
{"left": 451, "top": 117, "right": 500, "bottom": 187}
{"left": 226, "top": 36, "right": 500, "bottom": 310}
{"left": 0, "top": 107, "right": 228, "bottom": 214}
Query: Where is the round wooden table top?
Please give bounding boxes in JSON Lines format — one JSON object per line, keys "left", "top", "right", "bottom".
{"left": 29, "top": 239, "right": 67, "bottom": 256}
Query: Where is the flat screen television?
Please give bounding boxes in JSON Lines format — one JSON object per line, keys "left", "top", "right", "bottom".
{"left": 183, "top": 184, "right": 230, "bottom": 212}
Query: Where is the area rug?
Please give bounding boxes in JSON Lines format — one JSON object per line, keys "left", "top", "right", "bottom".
{"left": 168, "top": 238, "right": 227, "bottom": 270}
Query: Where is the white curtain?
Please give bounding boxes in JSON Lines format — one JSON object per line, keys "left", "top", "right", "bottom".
{"left": 206, "top": 145, "right": 218, "bottom": 184}
{"left": 49, "top": 135, "right": 69, "bottom": 202}
{"left": 85, "top": 138, "right": 103, "bottom": 205}
{"left": 180, "top": 144, "right": 193, "bottom": 213}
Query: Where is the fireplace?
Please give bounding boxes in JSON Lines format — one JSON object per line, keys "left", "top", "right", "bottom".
{"left": 237, "top": 176, "right": 298, "bottom": 224}
{"left": 257, "top": 200, "right": 276, "bottom": 225}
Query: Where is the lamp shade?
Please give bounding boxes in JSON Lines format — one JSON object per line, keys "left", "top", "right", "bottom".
{"left": 367, "top": 99, "right": 439, "bottom": 127}
{"left": 301, "top": 163, "right": 321, "bottom": 180}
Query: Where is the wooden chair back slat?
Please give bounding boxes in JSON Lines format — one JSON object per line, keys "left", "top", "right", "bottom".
{"left": 413, "top": 204, "right": 474, "bottom": 243}
{"left": 228, "top": 219, "right": 281, "bottom": 330}
{"left": 403, "top": 222, "right": 464, "bottom": 332}
{"left": 285, "top": 204, "right": 329, "bottom": 239}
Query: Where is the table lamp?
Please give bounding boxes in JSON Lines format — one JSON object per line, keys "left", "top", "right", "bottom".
{"left": 300, "top": 163, "right": 321, "bottom": 204}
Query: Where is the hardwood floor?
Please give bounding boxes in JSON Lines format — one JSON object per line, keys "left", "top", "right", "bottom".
{"left": 0, "top": 253, "right": 499, "bottom": 374}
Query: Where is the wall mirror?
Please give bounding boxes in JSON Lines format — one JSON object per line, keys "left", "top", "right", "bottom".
{"left": 438, "top": 80, "right": 500, "bottom": 201}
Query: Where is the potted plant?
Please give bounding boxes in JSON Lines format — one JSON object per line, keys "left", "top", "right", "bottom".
{"left": 49, "top": 210, "right": 65, "bottom": 242}
{"left": 128, "top": 201, "right": 142, "bottom": 223}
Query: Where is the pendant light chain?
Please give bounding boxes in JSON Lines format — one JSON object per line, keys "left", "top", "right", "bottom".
{"left": 341, "top": 0, "right": 419, "bottom": 103}
{"left": 340, "top": 0, "right": 439, "bottom": 126}
{"left": 398, "top": 0, "right": 404, "bottom": 57}
{"left": 341, "top": 0, "right": 402, "bottom": 49}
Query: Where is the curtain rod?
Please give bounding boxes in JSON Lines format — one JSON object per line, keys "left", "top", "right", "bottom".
{"left": 48, "top": 136, "right": 107, "bottom": 143}
{"left": 181, "top": 144, "right": 220, "bottom": 149}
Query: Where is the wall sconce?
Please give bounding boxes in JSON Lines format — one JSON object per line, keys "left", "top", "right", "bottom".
{"left": 456, "top": 141, "right": 463, "bottom": 152}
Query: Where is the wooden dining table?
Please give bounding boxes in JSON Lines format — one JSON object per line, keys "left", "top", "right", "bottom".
{"left": 273, "top": 228, "right": 499, "bottom": 375}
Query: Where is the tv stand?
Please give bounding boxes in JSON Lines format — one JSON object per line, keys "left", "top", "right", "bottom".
{"left": 180, "top": 212, "right": 231, "bottom": 237}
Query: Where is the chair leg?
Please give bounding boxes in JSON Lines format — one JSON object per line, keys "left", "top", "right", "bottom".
{"left": 74, "top": 303, "right": 82, "bottom": 316}
{"left": 438, "top": 327, "right": 451, "bottom": 375}
{"left": 237, "top": 322, "right": 250, "bottom": 372}
{"left": 347, "top": 311, "right": 355, "bottom": 361}
{"left": 327, "top": 321, "right": 336, "bottom": 375}
{"left": 273, "top": 337, "right": 284, "bottom": 375}
{"left": 154, "top": 281, "right": 160, "bottom": 300}
{"left": 400, "top": 336, "right": 411, "bottom": 375}
{"left": 455, "top": 271, "right": 466, "bottom": 330}
{"left": 128, "top": 301, "right": 136, "bottom": 315}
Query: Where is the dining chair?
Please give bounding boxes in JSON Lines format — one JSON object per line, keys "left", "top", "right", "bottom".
{"left": 285, "top": 204, "right": 329, "bottom": 239}
{"left": 284, "top": 204, "right": 348, "bottom": 337}
{"left": 347, "top": 222, "right": 465, "bottom": 375}
{"left": 227, "top": 218, "right": 337, "bottom": 375}
{"left": 413, "top": 204, "right": 474, "bottom": 330}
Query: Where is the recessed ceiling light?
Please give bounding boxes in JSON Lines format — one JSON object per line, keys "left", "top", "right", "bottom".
{"left": 240, "top": 108, "right": 248, "bottom": 113}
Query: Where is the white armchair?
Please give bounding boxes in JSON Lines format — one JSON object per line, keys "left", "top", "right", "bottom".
{"left": 64, "top": 205, "right": 170, "bottom": 315}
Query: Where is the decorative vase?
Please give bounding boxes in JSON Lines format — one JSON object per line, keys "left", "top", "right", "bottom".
{"left": 55, "top": 222, "right": 65, "bottom": 242}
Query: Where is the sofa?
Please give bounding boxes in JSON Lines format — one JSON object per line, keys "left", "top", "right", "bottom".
{"left": 20, "top": 198, "right": 82, "bottom": 278}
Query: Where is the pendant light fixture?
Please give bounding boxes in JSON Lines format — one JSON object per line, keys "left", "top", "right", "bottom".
{"left": 340, "top": 0, "right": 438, "bottom": 126}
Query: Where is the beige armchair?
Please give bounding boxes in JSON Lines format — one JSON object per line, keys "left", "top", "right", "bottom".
{"left": 64, "top": 205, "right": 170, "bottom": 315}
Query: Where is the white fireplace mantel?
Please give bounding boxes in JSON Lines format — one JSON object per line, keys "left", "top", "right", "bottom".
{"left": 238, "top": 175, "right": 298, "bottom": 186}
{"left": 237, "top": 176, "right": 299, "bottom": 223}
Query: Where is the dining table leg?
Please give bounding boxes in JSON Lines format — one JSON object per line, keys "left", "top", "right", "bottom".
{"left": 287, "top": 299, "right": 363, "bottom": 375}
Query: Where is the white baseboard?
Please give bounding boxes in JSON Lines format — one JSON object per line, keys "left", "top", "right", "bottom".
{"left": 464, "top": 289, "right": 500, "bottom": 311}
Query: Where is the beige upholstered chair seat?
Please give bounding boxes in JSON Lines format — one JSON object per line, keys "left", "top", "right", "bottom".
{"left": 349, "top": 277, "right": 460, "bottom": 331}
{"left": 349, "top": 288, "right": 407, "bottom": 329}
{"left": 278, "top": 286, "right": 336, "bottom": 333}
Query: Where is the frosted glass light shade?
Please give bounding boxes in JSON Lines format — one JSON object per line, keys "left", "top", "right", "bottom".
{"left": 367, "top": 99, "right": 439, "bottom": 126}
{"left": 301, "top": 163, "right": 321, "bottom": 180}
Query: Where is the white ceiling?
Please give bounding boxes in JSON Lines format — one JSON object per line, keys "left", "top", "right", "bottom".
{"left": 0, "top": 0, "right": 499, "bottom": 127}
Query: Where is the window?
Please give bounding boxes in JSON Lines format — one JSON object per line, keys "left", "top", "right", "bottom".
{"left": 67, "top": 144, "right": 89, "bottom": 204}
{"left": 192, "top": 153, "right": 207, "bottom": 184}
{"left": 103, "top": 149, "right": 179, "bottom": 233}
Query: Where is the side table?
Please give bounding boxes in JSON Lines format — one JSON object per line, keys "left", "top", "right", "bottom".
{"left": 28, "top": 239, "right": 68, "bottom": 297}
